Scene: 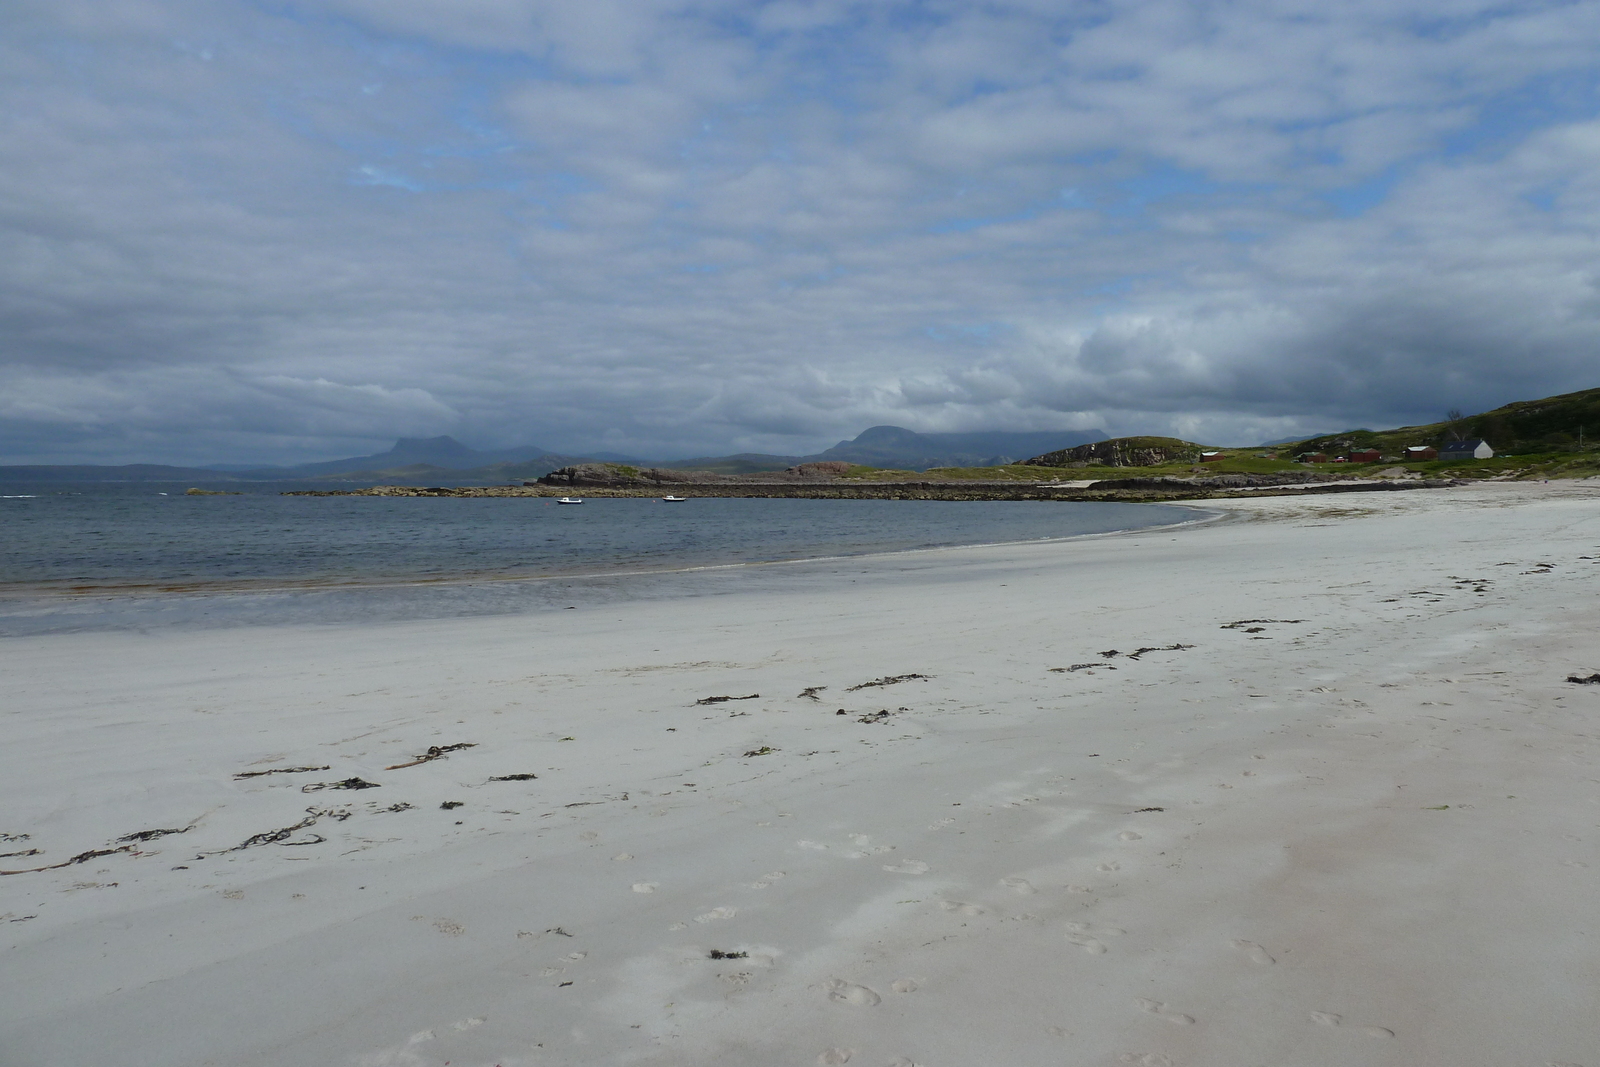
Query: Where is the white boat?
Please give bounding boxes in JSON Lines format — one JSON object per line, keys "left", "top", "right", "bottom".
{"left": 662, "top": 495, "right": 687, "bottom": 502}
{"left": 556, "top": 497, "right": 583, "bottom": 505}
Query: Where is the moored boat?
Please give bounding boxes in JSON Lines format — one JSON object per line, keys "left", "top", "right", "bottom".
{"left": 556, "top": 497, "right": 583, "bottom": 505}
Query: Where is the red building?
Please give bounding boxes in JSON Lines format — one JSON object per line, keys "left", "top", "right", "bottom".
{"left": 1349, "top": 448, "right": 1382, "bottom": 462}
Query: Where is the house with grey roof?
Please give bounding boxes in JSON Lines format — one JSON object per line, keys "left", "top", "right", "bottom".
{"left": 1438, "top": 438, "right": 1494, "bottom": 460}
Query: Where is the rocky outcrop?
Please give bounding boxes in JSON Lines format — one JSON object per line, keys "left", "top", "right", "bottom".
{"left": 1023, "top": 437, "right": 1199, "bottom": 468}
{"left": 537, "top": 464, "right": 724, "bottom": 487}
{"left": 786, "top": 461, "right": 854, "bottom": 476}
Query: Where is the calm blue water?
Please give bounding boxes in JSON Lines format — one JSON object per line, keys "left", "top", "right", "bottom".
{"left": 0, "top": 482, "right": 1200, "bottom": 633}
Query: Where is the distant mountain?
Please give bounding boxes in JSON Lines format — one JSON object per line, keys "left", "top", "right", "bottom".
{"left": 805, "top": 425, "right": 1106, "bottom": 471}
{"left": 1, "top": 436, "right": 590, "bottom": 484}
{"left": 253, "top": 436, "right": 565, "bottom": 476}
{"left": 1, "top": 427, "right": 1111, "bottom": 485}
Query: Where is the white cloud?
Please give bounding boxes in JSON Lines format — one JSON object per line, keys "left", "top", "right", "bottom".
{"left": 5, "top": 0, "right": 1600, "bottom": 462}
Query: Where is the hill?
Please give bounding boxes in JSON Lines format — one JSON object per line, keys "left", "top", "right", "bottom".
{"left": 1021, "top": 436, "right": 1200, "bottom": 468}
{"left": 1288, "top": 387, "right": 1600, "bottom": 458}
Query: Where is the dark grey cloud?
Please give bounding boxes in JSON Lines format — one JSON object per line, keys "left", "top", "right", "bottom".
{"left": 5, "top": 0, "right": 1600, "bottom": 464}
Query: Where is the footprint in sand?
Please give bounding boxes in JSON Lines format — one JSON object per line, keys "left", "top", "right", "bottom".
{"left": 1098, "top": 861, "right": 1121, "bottom": 872}
{"left": 694, "top": 907, "right": 736, "bottom": 923}
{"left": 1231, "top": 939, "right": 1275, "bottom": 964}
{"left": 1309, "top": 1011, "right": 1389, "bottom": 1037}
{"left": 1066, "top": 934, "right": 1108, "bottom": 954}
{"left": 449, "top": 1017, "right": 485, "bottom": 1030}
{"left": 1135, "top": 999, "right": 1195, "bottom": 1025}
{"left": 890, "top": 978, "right": 919, "bottom": 993}
{"left": 882, "top": 860, "right": 929, "bottom": 874}
{"left": 824, "top": 979, "right": 882, "bottom": 1007}
{"left": 886, "top": 1059, "right": 924, "bottom": 1067}
{"left": 1118, "top": 831, "right": 1143, "bottom": 841}
{"left": 939, "top": 900, "right": 985, "bottom": 916}
{"left": 1000, "top": 876, "right": 1036, "bottom": 894}
{"left": 632, "top": 882, "right": 659, "bottom": 893}
{"left": 1118, "top": 1054, "right": 1173, "bottom": 1066}
{"left": 817, "top": 1048, "right": 853, "bottom": 1064}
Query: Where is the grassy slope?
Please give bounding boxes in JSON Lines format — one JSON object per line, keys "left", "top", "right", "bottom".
{"left": 1288, "top": 386, "right": 1600, "bottom": 459}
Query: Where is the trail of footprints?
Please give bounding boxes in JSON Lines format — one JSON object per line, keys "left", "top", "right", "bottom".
{"left": 1309, "top": 1011, "right": 1395, "bottom": 1039}
{"left": 1065, "top": 920, "right": 1124, "bottom": 954}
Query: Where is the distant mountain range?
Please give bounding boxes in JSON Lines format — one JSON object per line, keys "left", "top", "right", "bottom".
{"left": 0, "top": 426, "right": 1108, "bottom": 484}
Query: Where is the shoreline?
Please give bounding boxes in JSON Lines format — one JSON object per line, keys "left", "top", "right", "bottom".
{"left": 0, "top": 500, "right": 1216, "bottom": 608}
{"left": 4, "top": 481, "right": 1599, "bottom": 1066}
{"left": 284, "top": 475, "right": 1464, "bottom": 503}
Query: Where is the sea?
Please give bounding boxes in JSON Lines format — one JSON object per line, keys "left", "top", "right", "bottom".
{"left": 0, "top": 482, "right": 1203, "bottom": 635}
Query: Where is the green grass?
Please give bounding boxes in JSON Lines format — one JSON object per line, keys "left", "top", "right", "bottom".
{"left": 685, "top": 447, "right": 1600, "bottom": 485}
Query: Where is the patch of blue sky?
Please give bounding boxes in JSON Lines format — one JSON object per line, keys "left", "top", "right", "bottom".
{"left": 1321, "top": 167, "right": 1402, "bottom": 218}
{"left": 1399, "top": 8, "right": 1531, "bottom": 43}
{"left": 261, "top": 1, "right": 559, "bottom": 79}
{"left": 1441, "top": 69, "right": 1600, "bottom": 159}
{"left": 1083, "top": 277, "right": 1135, "bottom": 297}
{"left": 923, "top": 321, "right": 1011, "bottom": 343}
{"left": 1104, "top": 163, "right": 1222, "bottom": 217}
{"left": 350, "top": 165, "right": 422, "bottom": 192}
{"left": 1522, "top": 185, "right": 1561, "bottom": 212}
{"left": 928, "top": 207, "right": 1042, "bottom": 234}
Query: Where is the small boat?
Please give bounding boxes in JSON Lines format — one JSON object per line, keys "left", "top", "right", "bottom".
{"left": 662, "top": 495, "right": 687, "bottom": 502}
{"left": 556, "top": 497, "right": 583, "bottom": 505}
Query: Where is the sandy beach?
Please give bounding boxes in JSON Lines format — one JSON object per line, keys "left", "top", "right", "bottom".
{"left": 3, "top": 482, "right": 1599, "bottom": 1067}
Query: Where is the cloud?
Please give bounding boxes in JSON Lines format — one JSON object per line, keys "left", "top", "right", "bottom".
{"left": 4, "top": 0, "right": 1600, "bottom": 463}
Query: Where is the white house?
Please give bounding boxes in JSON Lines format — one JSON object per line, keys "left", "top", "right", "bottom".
{"left": 1438, "top": 438, "right": 1494, "bottom": 460}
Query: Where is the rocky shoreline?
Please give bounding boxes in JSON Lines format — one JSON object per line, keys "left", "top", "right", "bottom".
{"left": 284, "top": 474, "right": 1464, "bottom": 503}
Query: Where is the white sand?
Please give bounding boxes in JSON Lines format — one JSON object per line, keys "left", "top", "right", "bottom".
{"left": 3, "top": 482, "right": 1599, "bottom": 1067}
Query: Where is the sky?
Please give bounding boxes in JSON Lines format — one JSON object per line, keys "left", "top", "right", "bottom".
{"left": 5, "top": 0, "right": 1600, "bottom": 465}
